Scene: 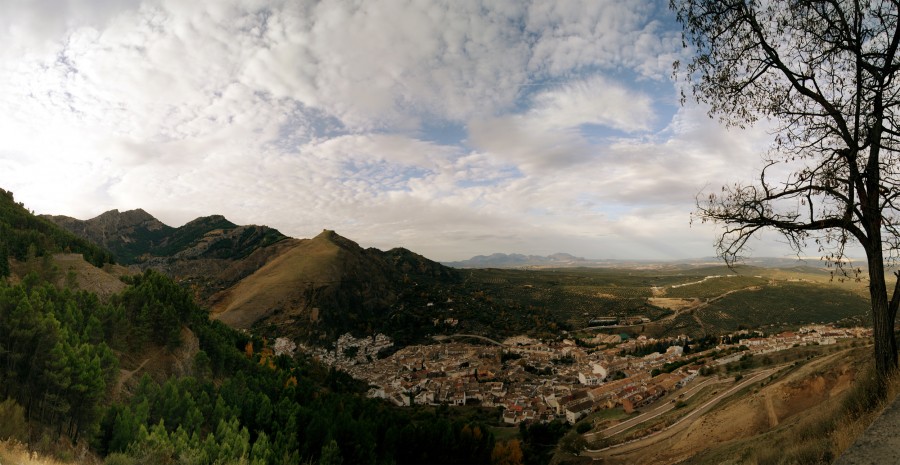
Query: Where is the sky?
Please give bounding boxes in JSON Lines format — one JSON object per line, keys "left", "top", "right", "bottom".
{"left": 0, "top": 0, "right": 795, "bottom": 261}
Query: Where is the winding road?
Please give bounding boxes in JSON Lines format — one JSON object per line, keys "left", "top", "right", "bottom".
{"left": 583, "top": 365, "right": 784, "bottom": 460}
{"left": 586, "top": 377, "right": 718, "bottom": 440}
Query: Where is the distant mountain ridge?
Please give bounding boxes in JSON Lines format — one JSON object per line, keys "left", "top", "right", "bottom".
{"left": 444, "top": 252, "right": 597, "bottom": 268}
{"left": 445, "top": 252, "right": 828, "bottom": 269}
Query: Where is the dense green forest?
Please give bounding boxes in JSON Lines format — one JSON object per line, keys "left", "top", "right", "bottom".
{"left": 0, "top": 269, "right": 505, "bottom": 464}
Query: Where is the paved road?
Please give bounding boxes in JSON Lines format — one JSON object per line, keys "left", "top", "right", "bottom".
{"left": 432, "top": 334, "right": 505, "bottom": 346}
{"left": 657, "top": 286, "right": 762, "bottom": 323}
{"left": 583, "top": 366, "right": 783, "bottom": 459}
{"left": 586, "top": 377, "right": 718, "bottom": 440}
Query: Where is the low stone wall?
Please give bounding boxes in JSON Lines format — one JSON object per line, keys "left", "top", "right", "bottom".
{"left": 835, "top": 397, "right": 900, "bottom": 464}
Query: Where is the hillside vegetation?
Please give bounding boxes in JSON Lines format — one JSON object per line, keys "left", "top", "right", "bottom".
{"left": 0, "top": 190, "right": 501, "bottom": 465}
{"left": 0, "top": 189, "right": 114, "bottom": 273}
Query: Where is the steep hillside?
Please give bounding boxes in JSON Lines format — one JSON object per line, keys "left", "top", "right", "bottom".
{"left": 210, "top": 229, "right": 460, "bottom": 342}
{"left": 45, "top": 253, "right": 129, "bottom": 298}
{"left": 45, "top": 208, "right": 169, "bottom": 263}
{"left": 45, "top": 210, "right": 285, "bottom": 265}
{"left": 0, "top": 189, "right": 114, "bottom": 273}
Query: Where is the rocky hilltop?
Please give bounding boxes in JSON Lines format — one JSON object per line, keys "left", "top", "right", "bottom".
{"left": 45, "top": 209, "right": 289, "bottom": 302}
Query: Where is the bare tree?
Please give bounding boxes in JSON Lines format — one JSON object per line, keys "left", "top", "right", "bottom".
{"left": 671, "top": 0, "right": 900, "bottom": 378}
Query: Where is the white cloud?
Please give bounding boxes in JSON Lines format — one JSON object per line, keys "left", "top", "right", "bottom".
{"left": 524, "top": 0, "right": 680, "bottom": 79}
{"left": 466, "top": 76, "right": 655, "bottom": 172}
{"left": 0, "top": 0, "right": 803, "bottom": 261}
{"left": 530, "top": 75, "right": 656, "bottom": 132}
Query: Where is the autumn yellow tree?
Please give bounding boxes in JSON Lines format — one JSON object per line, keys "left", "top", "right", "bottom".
{"left": 491, "top": 439, "right": 523, "bottom": 465}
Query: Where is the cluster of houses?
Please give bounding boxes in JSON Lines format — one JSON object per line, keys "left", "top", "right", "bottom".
{"left": 303, "top": 324, "right": 871, "bottom": 425}
{"left": 739, "top": 325, "right": 868, "bottom": 353}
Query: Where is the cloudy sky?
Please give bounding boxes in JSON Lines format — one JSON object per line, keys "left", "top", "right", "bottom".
{"left": 0, "top": 0, "right": 791, "bottom": 261}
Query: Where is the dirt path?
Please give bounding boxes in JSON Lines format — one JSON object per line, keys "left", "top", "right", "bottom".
{"left": 765, "top": 394, "right": 779, "bottom": 427}
{"left": 115, "top": 358, "right": 151, "bottom": 392}
{"left": 114, "top": 347, "right": 165, "bottom": 395}
{"left": 691, "top": 312, "right": 707, "bottom": 335}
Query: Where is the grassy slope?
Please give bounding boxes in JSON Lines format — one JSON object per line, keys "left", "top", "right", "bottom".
{"left": 209, "top": 236, "right": 341, "bottom": 328}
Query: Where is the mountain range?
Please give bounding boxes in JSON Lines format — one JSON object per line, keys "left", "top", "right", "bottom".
{"left": 33, "top": 203, "right": 834, "bottom": 345}
{"left": 44, "top": 208, "right": 459, "bottom": 344}
{"left": 44, "top": 209, "right": 286, "bottom": 265}
{"left": 444, "top": 252, "right": 822, "bottom": 269}
{"left": 443, "top": 252, "right": 600, "bottom": 268}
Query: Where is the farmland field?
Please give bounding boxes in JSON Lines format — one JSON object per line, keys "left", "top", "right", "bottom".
{"left": 695, "top": 282, "right": 870, "bottom": 333}
{"left": 425, "top": 265, "right": 872, "bottom": 341}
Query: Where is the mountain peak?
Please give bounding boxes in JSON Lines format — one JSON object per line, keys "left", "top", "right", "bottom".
{"left": 312, "top": 229, "right": 361, "bottom": 251}
{"left": 93, "top": 208, "right": 161, "bottom": 226}
{"left": 182, "top": 214, "right": 237, "bottom": 230}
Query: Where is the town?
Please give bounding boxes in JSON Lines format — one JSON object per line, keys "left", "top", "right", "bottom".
{"left": 303, "top": 324, "right": 871, "bottom": 428}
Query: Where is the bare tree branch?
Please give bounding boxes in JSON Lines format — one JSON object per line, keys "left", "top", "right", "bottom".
{"left": 672, "top": 0, "right": 900, "bottom": 377}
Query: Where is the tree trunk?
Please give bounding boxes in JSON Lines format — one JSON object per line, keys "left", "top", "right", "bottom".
{"left": 868, "top": 253, "right": 898, "bottom": 380}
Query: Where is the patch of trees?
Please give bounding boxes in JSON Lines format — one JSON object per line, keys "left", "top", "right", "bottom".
{"left": 113, "top": 271, "right": 203, "bottom": 349}
{"left": 518, "top": 420, "right": 569, "bottom": 465}
{"left": 95, "top": 359, "right": 496, "bottom": 464}
{"left": 0, "top": 277, "right": 119, "bottom": 443}
{"left": 688, "top": 335, "right": 720, "bottom": 353}
{"left": 620, "top": 338, "right": 688, "bottom": 357}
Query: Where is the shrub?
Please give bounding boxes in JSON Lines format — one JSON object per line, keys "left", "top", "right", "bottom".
{"left": 104, "top": 452, "right": 137, "bottom": 465}
{"left": 0, "top": 397, "right": 27, "bottom": 442}
{"left": 575, "top": 422, "right": 592, "bottom": 434}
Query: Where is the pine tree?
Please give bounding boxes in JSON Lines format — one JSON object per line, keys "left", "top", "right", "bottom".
{"left": 0, "top": 239, "right": 9, "bottom": 278}
{"left": 320, "top": 439, "right": 343, "bottom": 465}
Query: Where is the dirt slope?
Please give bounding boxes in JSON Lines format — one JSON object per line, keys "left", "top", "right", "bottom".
{"left": 209, "top": 230, "right": 393, "bottom": 331}
{"left": 51, "top": 253, "right": 130, "bottom": 297}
